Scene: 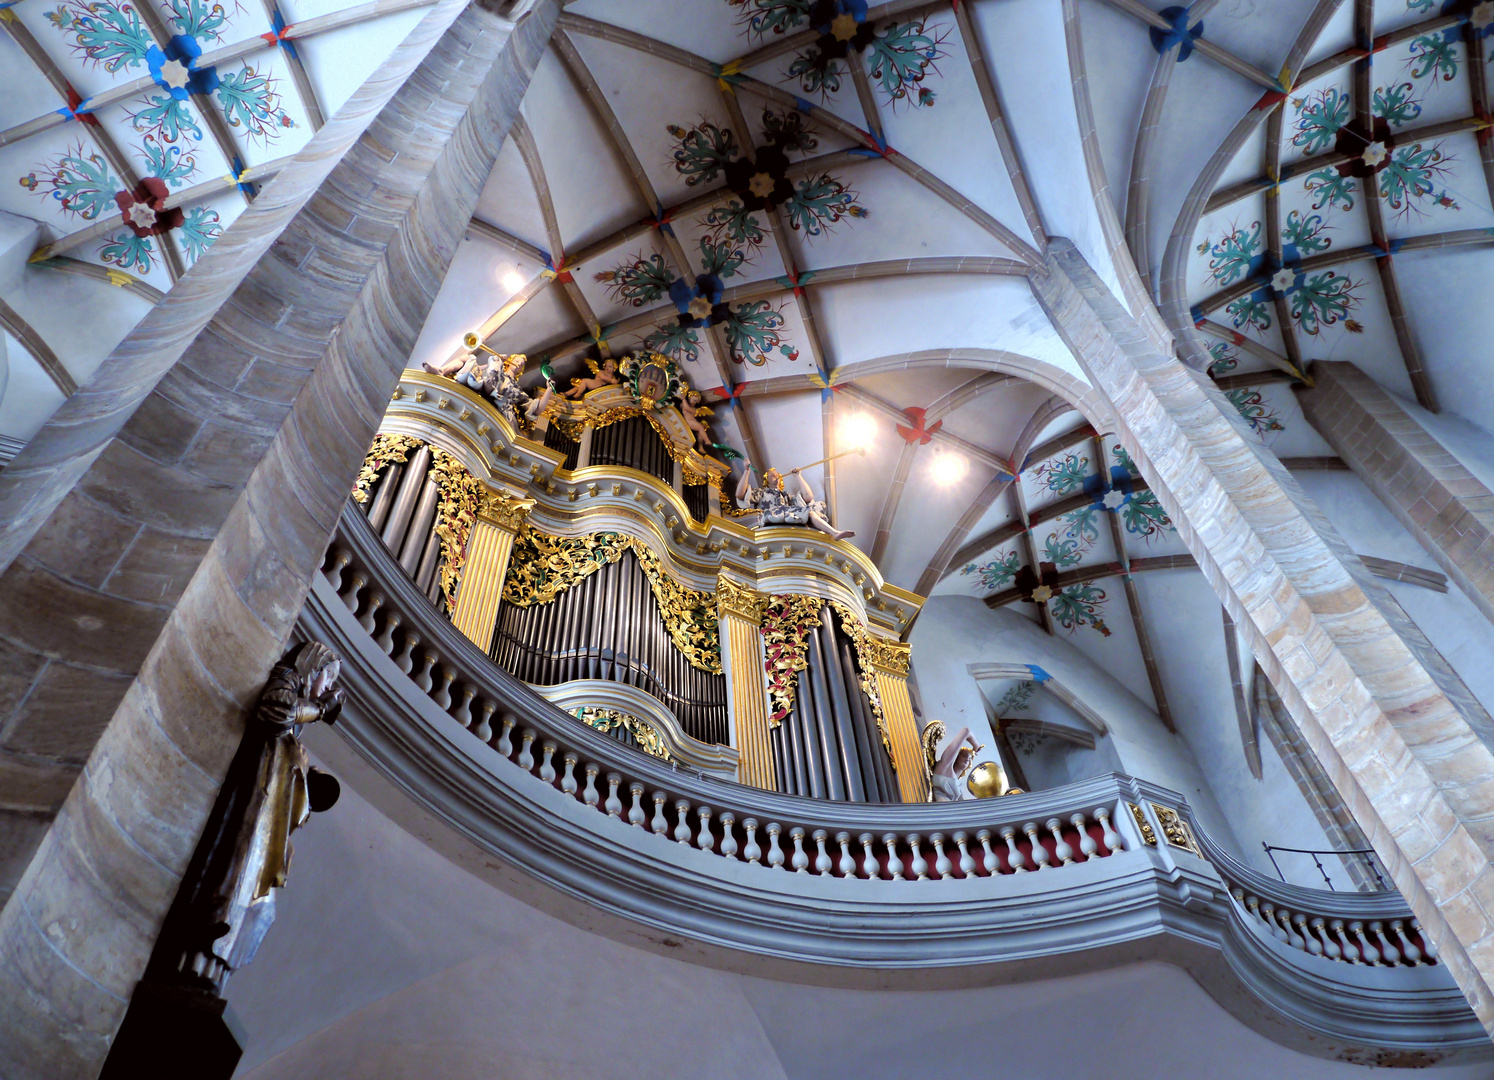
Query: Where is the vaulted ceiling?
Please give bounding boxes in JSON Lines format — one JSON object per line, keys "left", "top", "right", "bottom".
{"left": 2, "top": 0, "right": 1490, "bottom": 755}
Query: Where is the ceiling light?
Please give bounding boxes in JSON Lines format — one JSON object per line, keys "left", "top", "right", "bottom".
{"left": 930, "top": 451, "right": 967, "bottom": 486}
{"left": 500, "top": 268, "right": 527, "bottom": 293}
{"left": 841, "top": 412, "right": 877, "bottom": 453}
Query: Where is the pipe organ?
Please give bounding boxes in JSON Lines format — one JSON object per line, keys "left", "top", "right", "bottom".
{"left": 358, "top": 365, "right": 928, "bottom": 802}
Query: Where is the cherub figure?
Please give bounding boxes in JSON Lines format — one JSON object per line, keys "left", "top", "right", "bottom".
{"left": 564, "top": 356, "right": 620, "bottom": 399}
{"left": 736, "top": 465, "right": 853, "bottom": 542}
{"left": 677, "top": 380, "right": 714, "bottom": 451}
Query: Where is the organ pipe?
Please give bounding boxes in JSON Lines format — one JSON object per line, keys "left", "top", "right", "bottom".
{"left": 380, "top": 445, "right": 430, "bottom": 553}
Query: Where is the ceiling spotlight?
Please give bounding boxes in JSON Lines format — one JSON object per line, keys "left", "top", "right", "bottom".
{"left": 841, "top": 412, "right": 877, "bottom": 453}
{"left": 500, "top": 268, "right": 527, "bottom": 293}
{"left": 930, "top": 451, "right": 967, "bottom": 486}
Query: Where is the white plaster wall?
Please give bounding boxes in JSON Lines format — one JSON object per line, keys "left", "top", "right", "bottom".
{"left": 908, "top": 595, "right": 1239, "bottom": 849}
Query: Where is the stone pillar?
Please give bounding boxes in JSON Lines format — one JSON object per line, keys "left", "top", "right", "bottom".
{"left": 867, "top": 643, "right": 928, "bottom": 804}
{"left": 716, "top": 577, "right": 773, "bottom": 790}
{"left": 449, "top": 489, "right": 533, "bottom": 651}
{"left": 1296, "top": 360, "right": 1494, "bottom": 631}
{"left": 1035, "top": 238, "right": 1494, "bottom": 1032}
{"left": 0, "top": 1, "right": 561, "bottom": 1075}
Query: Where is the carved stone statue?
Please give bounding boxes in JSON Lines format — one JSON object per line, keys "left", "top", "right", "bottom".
{"left": 173, "top": 642, "right": 345, "bottom": 993}
{"left": 736, "top": 465, "right": 853, "bottom": 541}
{"left": 924, "top": 722, "right": 983, "bottom": 802}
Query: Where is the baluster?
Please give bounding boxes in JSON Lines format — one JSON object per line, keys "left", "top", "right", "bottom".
{"left": 411, "top": 652, "right": 434, "bottom": 694}
{"left": 1311, "top": 917, "right": 1341, "bottom": 960}
{"left": 1294, "top": 913, "right": 1322, "bottom": 956}
{"left": 1412, "top": 920, "right": 1437, "bottom": 962}
{"left": 1096, "top": 807, "right": 1124, "bottom": 854}
{"left": 720, "top": 813, "right": 738, "bottom": 858}
{"left": 767, "top": 823, "right": 785, "bottom": 869}
{"left": 393, "top": 631, "right": 418, "bottom": 675}
{"left": 1259, "top": 904, "right": 1288, "bottom": 943}
{"left": 1001, "top": 825, "right": 1026, "bottom": 873}
{"left": 1024, "top": 823, "right": 1050, "bottom": 871}
{"left": 582, "top": 765, "right": 600, "bottom": 807}
{"left": 929, "top": 833, "right": 952, "bottom": 879}
{"left": 883, "top": 833, "right": 904, "bottom": 880}
{"left": 1280, "top": 910, "right": 1305, "bottom": 951}
{"left": 674, "top": 800, "right": 693, "bottom": 845}
{"left": 496, "top": 715, "right": 516, "bottom": 758}
{"left": 1391, "top": 921, "right": 1422, "bottom": 965}
{"left": 836, "top": 832, "right": 857, "bottom": 877}
{"left": 539, "top": 742, "right": 557, "bottom": 784}
{"left": 359, "top": 591, "right": 384, "bottom": 634}
{"left": 977, "top": 829, "right": 999, "bottom": 875}
{"left": 560, "top": 752, "right": 578, "bottom": 795}
{"left": 859, "top": 834, "right": 878, "bottom": 879}
{"left": 628, "top": 783, "right": 646, "bottom": 826}
{"left": 1370, "top": 921, "right": 1399, "bottom": 965}
{"left": 324, "top": 550, "right": 351, "bottom": 591}
{"left": 432, "top": 668, "right": 454, "bottom": 710}
{"left": 790, "top": 828, "right": 809, "bottom": 873}
{"left": 517, "top": 730, "right": 536, "bottom": 772}
{"left": 811, "top": 830, "right": 831, "bottom": 875}
{"left": 953, "top": 832, "right": 975, "bottom": 877}
{"left": 908, "top": 833, "right": 929, "bottom": 880}
{"left": 743, "top": 819, "right": 763, "bottom": 865}
{"left": 341, "top": 570, "right": 367, "bottom": 612}
{"left": 1046, "top": 818, "right": 1073, "bottom": 865}
{"left": 374, "top": 610, "right": 400, "bottom": 655}
{"left": 1331, "top": 920, "right": 1360, "bottom": 963}
{"left": 473, "top": 700, "right": 495, "bottom": 743}
{"left": 1071, "top": 813, "right": 1098, "bottom": 859}
{"left": 696, "top": 806, "right": 715, "bottom": 852}
{"left": 450, "top": 684, "right": 475, "bottom": 728}
{"left": 604, "top": 773, "right": 623, "bottom": 817}
{"left": 650, "top": 792, "right": 669, "bottom": 835}
{"left": 1350, "top": 922, "right": 1380, "bottom": 965}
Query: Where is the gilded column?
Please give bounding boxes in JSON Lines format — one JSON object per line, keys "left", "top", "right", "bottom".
{"left": 450, "top": 489, "right": 534, "bottom": 651}
{"left": 867, "top": 639, "right": 929, "bottom": 803}
{"left": 717, "top": 577, "right": 774, "bottom": 790}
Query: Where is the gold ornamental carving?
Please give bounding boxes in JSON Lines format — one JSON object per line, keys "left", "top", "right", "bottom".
{"left": 428, "top": 448, "right": 485, "bottom": 609}
{"left": 1128, "top": 802, "right": 1157, "bottom": 846}
{"left": 1150, "top": 803, "right": 1201, "bottom": 855}
{"left": 571, "top": 707, "right": 673, "bottom": 763}
{"left": 759, "top": 595, "right": 825, "bottom": 727}
{"left": 502, "top": 528, "right": 722, "bottom": 674}
{"left": 352, "top": 433, "right": 421, "bottom": 504}
{"left": 716, "top": 576, "right": 768, "bottom": 624}
{"left": 862, "top": 634, "right": 911, "bottom": 676}
{"left": 476, "top": 488, "right": 534, "bottom": 532}
{"left": 828, "top": 601, "right": 892, "bottom": 756}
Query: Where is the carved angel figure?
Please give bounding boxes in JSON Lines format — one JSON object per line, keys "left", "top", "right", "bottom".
{"left": 564, "top": 356, "right": 620, "bottom": 399}
{"left": 736, "top": 466, "right": 853, "bottom": 541}
{"left": 677, "top": 381, "right": 714, "bottom": 451}
{"left": 174, "top": 642, "right": 345, "bottom": 992}
{"left": 424, "top": 351, "right": 552, "bottom": 428}
{"left": 924, "top": 722, "right": 982, "bottom": 803}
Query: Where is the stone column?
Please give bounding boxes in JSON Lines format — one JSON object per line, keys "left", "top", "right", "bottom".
{"left": 449, "top": 489, "right": 533, "bottom": 651}
{"left": 1296, "top": 360, "right": 1494, "bottom": 631}
{"left": 0, "top": 1, "right": 560, "bottom": 1075}
{"left": 717, "top": 577, "right": 773, "bottom": 790}
{"left": 1034, "top": 238, "right": 1494, "bottom": 1033}
{"left": 867, "top": 641, "right": 928, "bottom": 804}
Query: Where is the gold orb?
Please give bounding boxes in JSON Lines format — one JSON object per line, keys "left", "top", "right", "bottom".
{"left": 966, "top": 761, "right": 1007, "bottom": 800}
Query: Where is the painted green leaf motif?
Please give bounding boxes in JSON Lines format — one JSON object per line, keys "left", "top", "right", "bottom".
{"left": 786, "top": 50, "right": 846, "bottom": 97}
{"left": 698, "top": 236, "right": 747, "bottom": 280}
{"left": 18, "top": 145, "right": 120, "bottom": 222}
{"left": 179, "top": 206, "right": 221, "bottom": 261}
{"left": 1226, "top": 294, "right": 1272, "bottom": 333}
{"left": 1122, "top": 492, "right": 1173, "bottom": 540}
{"left": 1111, "top": 444, "right": 1140, "bottom": 475}
{"left": 960, "top": 550, "right": 1019, "bottom": 593}
{"left": 47, "top": 0, "right": 151, "bottom": 72}
{"left": 1373, "top": 82, "right": 1423, "bottom": 127}
{"left": 217, "top": 64, "right": 296, "bottom": 143}
{"left": 1208, "top": 221, "right": 1262, "bottom": 287}
{"left": 643, "top": 323, "right": 701, "bottom": 364}
{"left": 1408, "top": 34, "right": 1458, "bottom": 83}
{"left": 594, "top": 252, "right": 674, "bottom": 307}
{"left": 1405, "top": 0, "right": 1435, "bottom": 11}
{"left": 1281, "top": 209, "right": 1331, "bottom": 255}
{"left": 783, "top": 173, "right": 865, "bottom": 236}
{"left": 1043, "top": 531, "right": 1085, "bottom": 568}
{"left": 1227, "top": 387, "right": 1285, "bottom": 434}
{"left": 1378, "top": 141, "right": 1454, "bottom": 216}
{"left": 99, "top": 230, "right": 153, "bottom": 274}
{"left": 1061, "top": 504, "right": 1102, "bottom": 547}
{"left": 866, "top": 20, "right": 946, "bottom": 107}
{"left": 1207, "top": 341, "right": 1239, "bottom": 375}
{"left": 728, "top": 0, "right": 812, "bottom": 40}
{"left": 167, "top": 0, "right": 229, "bottom": 41}
{"left": 1032, "top": 451, "right": 1089, "bottom": 495}
{"left": 1049, "top": 583, "right": 1111, "bottom": 637}
{"left": 1305, "top": 168, "right": 1355, "bottom": 212}
{"left": 705, "top": 200, "right": 766, "bottom": 253}
{"left": 140, "top": 134, "right": 197, "bottom": 188}
{"left": 1290, "top": 270, "right": 1358, "bottom": 336}
{"left": 723, "top": 300, "right": 785, "bottom": 366}
{"left": 1291, "top": 88, "right": 1349, "bottom": 155}
{"left": 995, "top": 680, "right": 1035, "bottom": 715}
{"left": 128, "top": 94, "right": 204, "bottom": 145}
{"left": 669, "top": 120, "right": 738, "bottom": 187}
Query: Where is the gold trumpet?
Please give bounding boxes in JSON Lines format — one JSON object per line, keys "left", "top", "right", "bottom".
{"left": 462, "top": 331, "right": 503, "bottom": 358}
